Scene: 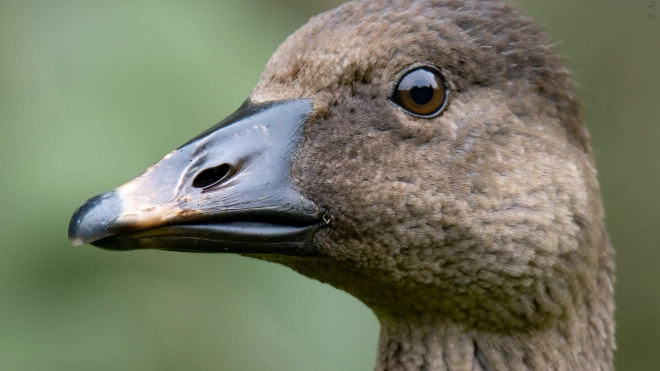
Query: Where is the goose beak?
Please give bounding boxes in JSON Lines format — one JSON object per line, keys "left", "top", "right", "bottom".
{"left": 68, "top": 98, "right": 323, "bottom": 255}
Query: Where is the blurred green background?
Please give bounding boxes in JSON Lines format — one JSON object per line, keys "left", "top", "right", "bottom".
{"left": 0, "top": 0, "right": 658, "bottom": 370}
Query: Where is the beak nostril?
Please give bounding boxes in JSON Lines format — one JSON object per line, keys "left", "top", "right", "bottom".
{"left": 192, "top": 163, "right": 232, "bottom": 189}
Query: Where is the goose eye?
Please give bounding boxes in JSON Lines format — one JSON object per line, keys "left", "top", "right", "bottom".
{"left": 392, "top": 67, "right": 447, "bottom": 117}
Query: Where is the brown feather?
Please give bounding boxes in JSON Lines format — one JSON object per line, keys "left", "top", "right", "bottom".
{"left": 253, "top": 1, "right": 614, "bottom": 369}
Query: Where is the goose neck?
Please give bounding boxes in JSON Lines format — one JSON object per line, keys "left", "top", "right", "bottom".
{"left": 374, "top": 313, "right": 612, "bottom": 371}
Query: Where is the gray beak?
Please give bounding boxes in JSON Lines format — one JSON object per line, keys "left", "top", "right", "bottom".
{"left": 68, "top": 99, "right": 323, "bottom": 255}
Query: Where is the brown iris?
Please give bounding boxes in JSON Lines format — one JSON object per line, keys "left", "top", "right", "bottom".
{"left": 392, "top": 67, "right": 447, "bottom": 117}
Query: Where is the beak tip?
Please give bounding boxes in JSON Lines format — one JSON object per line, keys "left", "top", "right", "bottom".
{"left": 68, "top": 191, "right": 123, "bottom": 247}
{"left": 68, "top": 205, "right": 86, "bottom": 245}
{"left": 69, "top": 237, "right": 86, "bottom": 246}
{"left": 68, "top": 205, "right": 93, "bottom": 246}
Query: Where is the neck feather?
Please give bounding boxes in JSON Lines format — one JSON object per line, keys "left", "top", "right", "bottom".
{"left": 374, "top": 252, "right": 615, "bottom": 371}
{"left": 375, "top": 318, "right": 609, "bottom": 371}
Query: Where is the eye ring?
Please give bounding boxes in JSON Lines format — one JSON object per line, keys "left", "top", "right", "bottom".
{"left": 391, "top": 66, "right": 448, "bottom": 118}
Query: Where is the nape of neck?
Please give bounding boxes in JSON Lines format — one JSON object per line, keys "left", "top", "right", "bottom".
{"left": 374, "top": 313, "right": 613, "bottom": 371}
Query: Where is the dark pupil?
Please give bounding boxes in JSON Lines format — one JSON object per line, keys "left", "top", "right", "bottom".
{"left": 410, "top": 85, "right": 434, "bottom": 105}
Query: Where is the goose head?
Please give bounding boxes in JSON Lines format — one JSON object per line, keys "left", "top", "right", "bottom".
{"left": 69, "top": 0, "right": 614, "bottom": 369}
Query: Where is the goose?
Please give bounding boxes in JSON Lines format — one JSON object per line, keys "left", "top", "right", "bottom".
{"left": 68, "top": 0, "right": 615, "bottom": 369}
